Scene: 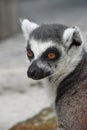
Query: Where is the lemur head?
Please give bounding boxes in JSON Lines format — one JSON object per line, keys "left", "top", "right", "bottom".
{"left": 21, "top": 19, "right": 84, "bottom": 80}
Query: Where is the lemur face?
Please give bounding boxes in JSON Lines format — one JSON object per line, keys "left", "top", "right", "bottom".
{"left": 26, "top": 39, "right": 62, "bottom": 80}
{"left": 21, "top": 19, "right": 83, "bottom": 80}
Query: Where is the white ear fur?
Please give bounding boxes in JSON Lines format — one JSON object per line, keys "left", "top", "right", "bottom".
{"left": 20, "top": 18, "right": 38, "bottom": 40}
{"left": 63, "top": 26, "right": 84, "bottom": 48}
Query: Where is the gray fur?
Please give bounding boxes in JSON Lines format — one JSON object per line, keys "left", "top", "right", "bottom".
{"left": 30, "top": 24, "right": 68, "bottom": 43}
{"left": 55, "top": 52, "right": 87, "bottom": 130}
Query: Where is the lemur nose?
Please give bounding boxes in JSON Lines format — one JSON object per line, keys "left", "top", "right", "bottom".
{"left": 27, "top": 62, "right": 43, "bottom": 80}
{"left": 27, "top": 68, "right": 36, "bottom": 78}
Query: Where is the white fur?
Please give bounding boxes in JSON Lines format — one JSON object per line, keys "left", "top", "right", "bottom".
{"left": 63, "top": 28, "right": 75, "bottom": 46}
{"left": 20, "top": 19, "right": 38, "bottom": 40}
{"left": 30, "top": 38, "right": 55, "bottom": 60}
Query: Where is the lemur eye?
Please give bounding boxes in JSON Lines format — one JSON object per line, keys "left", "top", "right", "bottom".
{"left": 48, "top": 52, "right": 56, "bottom": 60}
{"left": 27, "top": 51, "right": 34, "bottom": 59}
{"left": 41, "top": 47, "right": 60, "bottom": 61}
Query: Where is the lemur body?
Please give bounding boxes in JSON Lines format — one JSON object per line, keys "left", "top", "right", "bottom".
{"left": 21, "top": 19, "right": 87, "bottom": 130}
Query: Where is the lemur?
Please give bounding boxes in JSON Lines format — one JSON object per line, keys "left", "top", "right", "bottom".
{"left": 21, "top": 19, "right": 87, "bottom": 130}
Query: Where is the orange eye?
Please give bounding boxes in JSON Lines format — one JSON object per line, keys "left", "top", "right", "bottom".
{"left": 27, "top": 51, "right": 33, "bottom": 57}
{"left": 48, "top": 52, "right": 56, "bottom": 60}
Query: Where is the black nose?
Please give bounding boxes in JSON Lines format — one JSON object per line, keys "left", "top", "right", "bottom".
{"left": 27, "top": 66, "right": 37, "bottom": 78}
{"left": 27, "top": 62, "right": 44, "bottom": 80}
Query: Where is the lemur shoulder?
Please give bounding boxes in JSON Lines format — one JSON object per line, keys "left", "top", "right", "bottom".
{"left": 21, "top": 19, "right": 87, "bottom": 130}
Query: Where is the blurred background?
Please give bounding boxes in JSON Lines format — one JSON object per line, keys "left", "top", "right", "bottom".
{"left": 0, "top": 0, "right": 87, "bottom": 130}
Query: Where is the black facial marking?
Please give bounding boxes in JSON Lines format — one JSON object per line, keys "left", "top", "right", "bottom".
{"left": 26, "top": 43, "right": 30, "bottom": 52}
{"left": 41, "top": 47, "right": 61, "bottom": 61}
{"left": 26, "top": 44, "right": 34, "bottom": 60}
{"left": 68, "top": 39, "right": 81, "bottom": 50}
{"left": 68, "top": 32, "right": 82, "bottom": 50}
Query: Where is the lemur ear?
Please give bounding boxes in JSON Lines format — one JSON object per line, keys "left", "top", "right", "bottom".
{"left": 20, "top": 18, "right": 38, "bottom": 40}
{"left": 63, "top": 26, "right": 84, "bottom": 49}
